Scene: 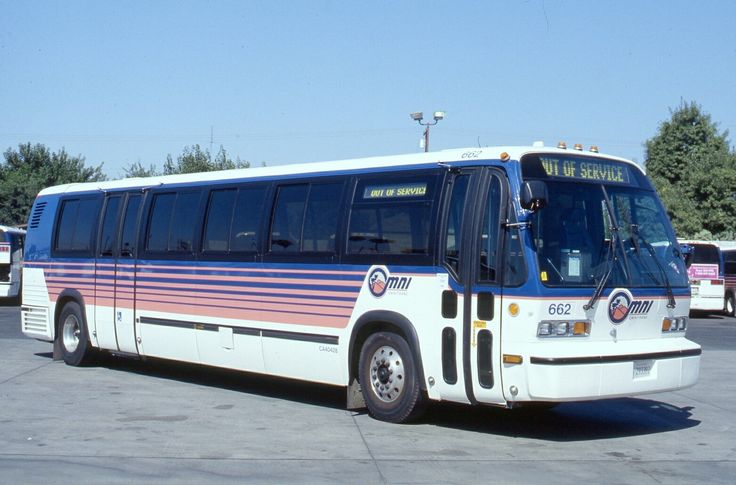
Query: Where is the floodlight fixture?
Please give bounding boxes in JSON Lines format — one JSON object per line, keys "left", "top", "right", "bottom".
{"left": 410, "top": 109, "right": 445, "bottom": 152}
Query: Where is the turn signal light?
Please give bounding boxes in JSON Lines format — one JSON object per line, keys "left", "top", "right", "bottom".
{"left": 503, "top": 354, "right": 523, "bottom": 364}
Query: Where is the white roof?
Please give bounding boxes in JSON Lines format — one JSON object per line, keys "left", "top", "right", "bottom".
{"left": 37, "top": 146, "right": 641, "bottom": 197}
{"left": 0, "top": 225, "right": 26, "bottom": 235}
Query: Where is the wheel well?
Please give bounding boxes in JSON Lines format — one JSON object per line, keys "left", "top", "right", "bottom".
{"left": 53, "top": 291, "right": 86, "bottom": 337}
{"left": 348, "top": 313, "right": 426, "bottom": 391}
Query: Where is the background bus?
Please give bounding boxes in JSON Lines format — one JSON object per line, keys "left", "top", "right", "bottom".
{"left": 719, "top": 245, "right": 736, "bottom": 316}
{"left": 0, "top": 225, "right": 26, "bottom": 302}
{"left": 679, "top": 240, "right": 736, "bottom": 315}
{"left": 21, "top": 146, "right": 700, "bottom": 422}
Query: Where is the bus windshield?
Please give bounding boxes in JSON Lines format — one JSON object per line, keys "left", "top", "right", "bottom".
{"left": 522, "top": 155, "right": 688, "bottom": 289}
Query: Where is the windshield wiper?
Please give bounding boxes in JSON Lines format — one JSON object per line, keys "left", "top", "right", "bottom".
{"left": 583, "top": 226, "right": 618, "bottom": 310}
{"left": 584, "top": 188, "right": 625, "bottom": 311}
{"left": 630, "top": 224, "right": 676, "bottom": 308}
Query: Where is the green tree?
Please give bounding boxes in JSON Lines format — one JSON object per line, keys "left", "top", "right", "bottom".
{"left": 0, "top": 143, "right": 106, "bottom": 226}
{"left": 163, "top": 144, "right": 250, "bottom": 175}
{"left": 123, "top": 161, "right": 159, "bottom": 178}
{"left": 645, "top": 101, "right": 736, "bottom": 239}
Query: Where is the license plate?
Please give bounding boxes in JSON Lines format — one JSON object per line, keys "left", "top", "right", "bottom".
{"left": 633, "top": 359, "right": 654, "bottom": 378}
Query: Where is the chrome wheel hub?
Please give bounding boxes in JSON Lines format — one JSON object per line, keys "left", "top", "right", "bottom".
{"left": 62, "top": 314, "right": 80, "bottom": 353}
{"left": 369, "top": 345, "right": 405, "bottom": 403}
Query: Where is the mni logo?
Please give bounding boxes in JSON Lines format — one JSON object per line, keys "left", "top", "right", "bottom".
{"left": 607, "top": 289, "right": 654, "bottom": 324}
{"left": 367, "top": 267, "right": 412, "bottom": 298}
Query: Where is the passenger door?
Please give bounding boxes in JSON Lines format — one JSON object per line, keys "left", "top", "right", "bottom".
{"left": 115, "top": 193, "right": 142, "bottom": 354}
{"left": 464, "top": 169, "right": 507, "bottom": 405}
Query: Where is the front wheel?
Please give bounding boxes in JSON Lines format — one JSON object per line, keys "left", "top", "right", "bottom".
{"left": 726, "top": 294, "right": 735, "bottom": 317}
{"left": 359, "top": 332, "right": 425, "bottom": 423}
{"left": 58, "top": 301, "right": 94, "bottom": 366}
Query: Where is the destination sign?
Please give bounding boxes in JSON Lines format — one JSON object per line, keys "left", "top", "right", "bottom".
{"left": 539, "top": 156, "right": 631, "bottom": 184}
{"left": 363, "top": 183, "right": 428, "bottom": 199}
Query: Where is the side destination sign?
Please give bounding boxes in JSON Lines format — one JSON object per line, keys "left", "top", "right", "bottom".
{"left": 539, "top": 156, "right": 631, "bottom": 184}
{"left": 363, "top": 183, "right": 428, "bottom": 199}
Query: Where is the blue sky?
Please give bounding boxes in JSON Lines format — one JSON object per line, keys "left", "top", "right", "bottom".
{"left": 2, "top": 1, "right": 735, "bottom": 178}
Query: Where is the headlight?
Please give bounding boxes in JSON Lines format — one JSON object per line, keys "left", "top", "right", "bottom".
{"left": 662, "top": 316, "right": 688, "bottom": 333}
{"left": 537, "top": 320, "right": 590, "bottom": 338}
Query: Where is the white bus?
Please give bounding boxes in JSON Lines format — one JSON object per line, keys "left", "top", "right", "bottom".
{"left": 1, "top": 224, "right": 25, "bottom": 302}
{"left": 678, "top": 240, "right": 726, "bottom": 314}
{"left": 21, "top": 146, "right": 700, "bottom": 422}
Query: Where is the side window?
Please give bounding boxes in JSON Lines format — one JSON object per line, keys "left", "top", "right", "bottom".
{"left": 55, "top": 197, "right": 101, "bottom": 255}
{"left": 444, "top": 175, "right": 470, "bottom": 274}
{"left": 269, "top": 182, "right": 343, "bottom": 254}
{"left": 99, "top": 196, "right": 122, "bottom": 257}
{"left": 145, "top": 191, "right": 201, "bottom": 254}
{"left": 230, "top": 186, "right": 266, "bottom": 252}
{"left": 479, "top": 176, "right": 502, "bottom": 282}
{"left": 348, "top": 175, "right": 436, "bottom": 256}
{"left": 203, "top": 189, "right": 237, "bottom": 252}
{"left": 302, "top": 183, "right": 342, "bottom": 252}
{"left": 120, "top": 195, "right": 141, "bottom": 258}
{"left": 168, "top": 192, "right": 201, "bottom": 252}
{"left": 146, "top": 193, "right": 176, "bottom": 252}
{"left": 270, "top": 185, "right": 308, "bottom": 252}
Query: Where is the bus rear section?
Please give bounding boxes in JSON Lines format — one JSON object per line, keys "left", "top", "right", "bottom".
{"left": 680, "top": 241, "right": 725, "bottom": 313}
{"left": 0, "top": 225, "right": 25, "bottom": 301}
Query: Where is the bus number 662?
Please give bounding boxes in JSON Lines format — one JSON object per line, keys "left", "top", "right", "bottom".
{"left": 548, "top": 303, "right": 571, "bottom": 315}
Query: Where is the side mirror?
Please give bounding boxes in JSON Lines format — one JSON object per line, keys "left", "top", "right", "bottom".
{"left": 521, "top": 181, "right": 548, "bottom": 211}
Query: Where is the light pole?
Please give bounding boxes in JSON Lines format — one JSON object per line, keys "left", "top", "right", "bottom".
{"left": 410, "top": 111, "right": 445, "bottom": 152}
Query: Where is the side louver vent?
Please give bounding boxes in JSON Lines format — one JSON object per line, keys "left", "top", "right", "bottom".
{"left": 29, "top": 201, "right": 47, "bottom": 229}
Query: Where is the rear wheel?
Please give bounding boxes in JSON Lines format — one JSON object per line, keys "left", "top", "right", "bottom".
{"left": 58, "top": 301, "right": 93, "bottom": 366}
{"left": 726, "top": 294, "right": 735, "bottom": 317}
{"left": 359, "top": 331, "right": 425, "bottom": 423}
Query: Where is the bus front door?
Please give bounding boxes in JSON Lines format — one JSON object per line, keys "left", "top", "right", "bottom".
{"left": 464, "top": 169, "right": 507, "bottom": 405}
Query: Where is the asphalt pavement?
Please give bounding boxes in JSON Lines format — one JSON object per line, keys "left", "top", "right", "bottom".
{"left": 1, "top": 305, "right": 734, "bottom": 484}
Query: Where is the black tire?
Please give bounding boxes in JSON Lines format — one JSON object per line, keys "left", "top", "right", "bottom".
{"left": 725, "top": 294, "right": 735, "bottom": 317}
{"left": 359, "top": 331, "right": 426, "bottom": 423}
{"left": 58, "top": 301, "right": 93, "bottom": 366}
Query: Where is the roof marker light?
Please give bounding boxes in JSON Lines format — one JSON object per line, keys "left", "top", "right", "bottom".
{"left": 557, "top": 141, "right": 567, "bottom": 149}
{"left": 500, "top": 152, "right": 510, "bottom": 162}
{"left": 590, "top": 145, "right": 599, "bottom": 153}
{"left": 573, "top": 143, "right": 583, "bottom": 151}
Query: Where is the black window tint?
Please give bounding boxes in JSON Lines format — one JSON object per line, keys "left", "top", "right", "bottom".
{"left": 270, "top": 185, "right": 308, "bottom": 252}
{"left": 204, "top": 189, "right": 237, "bottom": 252}
{"left": 303, "top": 183, "right": 342, "bottom": 252}
{"left": 147, "top": 193, "right": 176, "bottom": 252}
{"left": 55, "top": 198, "right": 100, "bottom": 253}
{"left": 55, "top": 199, "right": 80, "bottom": 251}
{"left": 348, "top": 174, "right": 435, "bottom": 256}
{"left": 479, "top": 176, "right": 502, "bottom": 282}
{"left": 230, "top": 187, "right": 266, "bottom": 252}
{"left": 349, "top": 205, "right": 430, "bottom": 255}
{"left": 99, "top": 196, "right": 122, "bottom": 257}
{"left": 168, "top": 192, "right": 201, "bottom": 252}
{"left": 444, "top": 175, "right": 470, "bottom": 274}
{"left": 120, "top": 195, "right": 141, "bottom": 258}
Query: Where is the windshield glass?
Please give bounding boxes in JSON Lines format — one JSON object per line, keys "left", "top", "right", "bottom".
{"left": 528, "top": 181, "right": 688, "bottom": 289}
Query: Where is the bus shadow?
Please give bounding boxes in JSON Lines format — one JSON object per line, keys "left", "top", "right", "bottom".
{"left": 423, "top": 398, "right": 700, "bottom": 441}
{"left": 94, "top": 353, "right": 347, "bottom": 410}
{"left": 44, "top": 352, "right": 700, "bottom": 439}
